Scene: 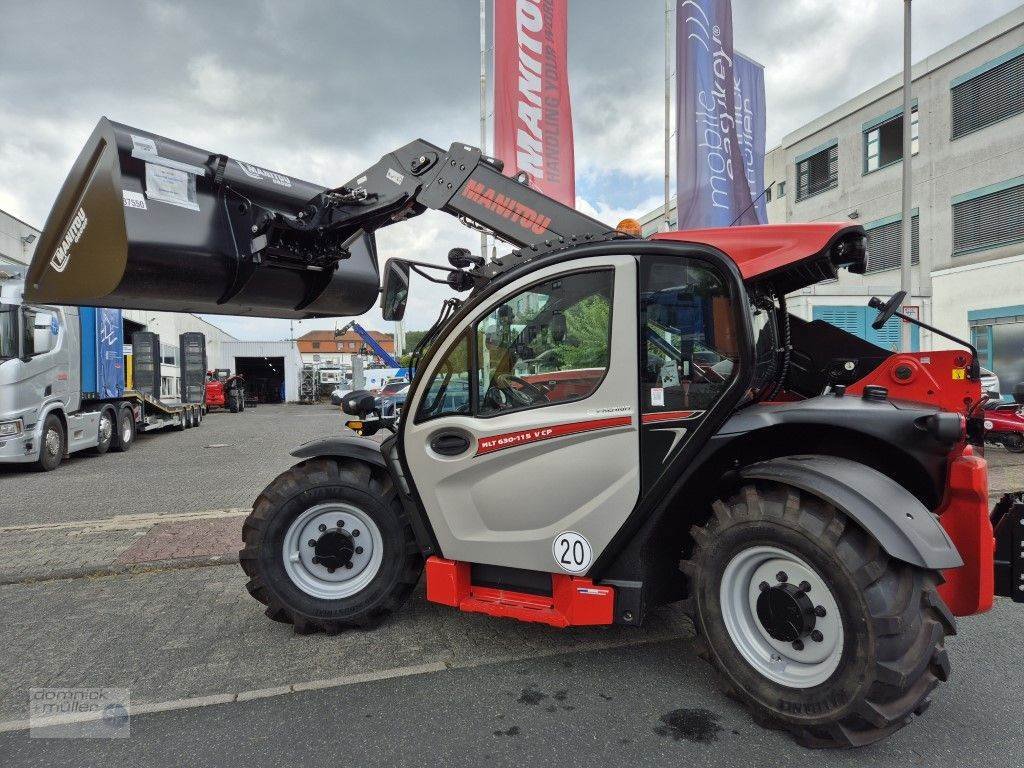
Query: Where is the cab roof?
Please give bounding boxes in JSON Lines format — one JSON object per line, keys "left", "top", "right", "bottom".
{"left": 651, "top": 223, "right": 866, "bottom": 293}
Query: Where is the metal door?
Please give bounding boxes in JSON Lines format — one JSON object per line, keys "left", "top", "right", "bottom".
{"left": 402, "top": 255, "right": 639, "bottom": 574}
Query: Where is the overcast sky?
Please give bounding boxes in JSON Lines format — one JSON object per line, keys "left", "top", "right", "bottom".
{"left": 1, "top": 0, "right": 1020, "bottom": 338}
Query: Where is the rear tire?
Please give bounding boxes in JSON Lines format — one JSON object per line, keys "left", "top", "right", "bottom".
{"left": 92, "top": 407, "right": 115, "bottom": 455}
{"left": 34, "top": 414, "right": 65, "bottom": 472}
{"left": 111, "top": 405, "right": 135, "bottom": 452}
{"left": 239, "top": 457, "right": 423, "bottom": 633}
{"left": 681, "top": 483, "right": 954, "bottom": 749}
{"left": 1002, "top": 434, "right": 1024, "bottom": 453}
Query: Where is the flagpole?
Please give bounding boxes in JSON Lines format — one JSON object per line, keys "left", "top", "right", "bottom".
{"left": 480, "top": 0, "right": 489, "bottom": 262}
{"left": 900, "top": 0, "right": 913, "bottom": 351}
{"left": 664, "top": 0, "right": 672, "bottom": 230}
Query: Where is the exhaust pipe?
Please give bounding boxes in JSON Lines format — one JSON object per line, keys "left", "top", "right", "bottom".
{"left": 25, "top": 118, "right": 380, "bottom": 319}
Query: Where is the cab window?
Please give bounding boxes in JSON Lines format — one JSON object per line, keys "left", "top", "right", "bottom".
{"left": 640, "top": 260, "right": 737, "bottom": 412}
{"left": 476, "top": 270, "right": 613, "bottom": 416}
{"left": 416, "top": 332, "right": 471, "bottom": 420}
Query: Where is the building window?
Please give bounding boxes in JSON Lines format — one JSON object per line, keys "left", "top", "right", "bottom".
{"left": 864, "top": 107, "right": 918, "bottom": 173}
{"left": 776, "top": 181, "right": 785, "bottom": 198}
{"left": 311, "top": 341, "right": 320, "bottom": 349}
{"left": 349, "top": 341, "right": 356, "bottom": 350}
{"left": 864, "top": 213, "right": 920, "bottom": 273}
{"left": 160, "top": 343, "right": 178, "bottom": 367}
{"left": 951, "top": 46, "right": 1024, "bottom": 139}
{"left": 764, "top": 187, "right": 772, "bottom": 203}
{"left": 952, "top": 178, "right": 1024, "bottom": 256}
{"left": 795, "top": 142, "right": 838, "bottom": 201}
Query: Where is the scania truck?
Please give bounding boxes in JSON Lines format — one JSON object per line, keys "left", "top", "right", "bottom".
{"left": 0, "top": 272, "right": 205, "bottom": 471}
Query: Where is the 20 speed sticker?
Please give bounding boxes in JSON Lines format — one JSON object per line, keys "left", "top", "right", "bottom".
{"left": 552, "top": 531, "right": 592, "bottom": 573}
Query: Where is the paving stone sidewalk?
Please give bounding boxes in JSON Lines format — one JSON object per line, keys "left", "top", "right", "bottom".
{"left": 0, "top": 512, "right": 248, "bottom": 585}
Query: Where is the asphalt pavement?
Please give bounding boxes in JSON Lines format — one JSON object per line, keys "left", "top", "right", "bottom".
{"left": 1, "top": 404, "right": 1023, "bottom": 765}
{"left": 0, "top": 403, "right": 348, "bottom": 527}
{"left": 1, "top": 596, "right": 1022, "bottom": 768}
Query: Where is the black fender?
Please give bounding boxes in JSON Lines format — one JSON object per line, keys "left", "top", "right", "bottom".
{"left": 290, "top": 434, "right": 387, "bottom": 468}
{"left": 740, "top": 455, "right": 963, "bottom": 571}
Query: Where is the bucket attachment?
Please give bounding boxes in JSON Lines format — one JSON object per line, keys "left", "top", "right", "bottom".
{"left": 25, "top": 118, "right": 380, "bottom": 319}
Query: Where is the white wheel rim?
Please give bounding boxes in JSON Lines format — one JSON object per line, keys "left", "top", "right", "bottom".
{"left": 44, "top": 427, "right": 61, "bottom": 457}
{"left": 122, "top": 417, "right": 132, "bottom": 442}
{"left": 720, "top": 545, "right": 844, "bottom": 689}
{"left": 282, "top": 503, "right": 383, "bottom": 600}
{"left": 99, "top": 413, "right": 113, "bottom": 443}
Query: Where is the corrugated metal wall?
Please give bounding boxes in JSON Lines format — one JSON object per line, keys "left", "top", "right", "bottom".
{"left": 212, "top": 341, "right": 302, "bottom": 402}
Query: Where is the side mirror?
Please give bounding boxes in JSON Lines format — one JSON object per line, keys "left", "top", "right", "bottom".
{"left": 868, "top": 290, "right": 907, "bottom": 331}
{"left": 341, "top": 389, "right": 377, "bottom": 417}
{"left": 380, "top": 259, "right": 410, "bottom": 321}
{"left": 550, "top": 313, "right": 567, "bottom": 343}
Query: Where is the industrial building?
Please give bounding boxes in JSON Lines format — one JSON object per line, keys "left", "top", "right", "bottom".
{"left": 643, "top": 7, "right": 1024, "bottom": 397}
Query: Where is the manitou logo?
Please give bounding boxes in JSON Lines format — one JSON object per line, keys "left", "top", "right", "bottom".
{"left": 460, "top": 180, "right": 551, "bottom": 236}
{"left": 514, "top": 0, "right": 547, "bottom": 183}
{"left": 49, "top": 207, "right": 88, "bottom": 273}
{"left": 237, "top": 161, "right": 292, "bottom": 188}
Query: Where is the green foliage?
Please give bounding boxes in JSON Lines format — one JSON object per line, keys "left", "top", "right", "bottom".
{"left": 544, "top": 296, "right": 611, "bottom": 369}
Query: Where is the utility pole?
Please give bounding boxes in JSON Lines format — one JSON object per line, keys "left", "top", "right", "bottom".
{"left": 900, "top": 0, "right": 914, "bottom": 351}
{"left": 480, "top": 0, "right": 489, "bottom": 262}
{"left": 664, "top": 0, "right": 672, "bottom": 230}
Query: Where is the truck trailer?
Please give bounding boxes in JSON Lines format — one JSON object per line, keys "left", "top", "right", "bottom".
{"left": 0, "top": 275, "right": 206, "bottom": 471}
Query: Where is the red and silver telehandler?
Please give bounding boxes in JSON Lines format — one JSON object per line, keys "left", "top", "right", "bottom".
{"left": 23, "top": 118, "right": 1023, "bottom": 747}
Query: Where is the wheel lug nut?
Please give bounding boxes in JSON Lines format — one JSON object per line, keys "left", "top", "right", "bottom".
{"left": 345, "top": 562, "right": 353, "bottom": 569}
{"left": 327, "top": 566, "right": 336, "bottom": 573}
{"left": 758, "top": 581, "right": 770, "bottom": 592}
{"left": 353, "top": 529, "right": 360, "bottom": 537}
{"left": 799, "top": 581, "right": 811, "bottom": 593}
{"left": 355, "top": 546, "right": 364, "bottom": 555}
{"left": 792, "top": 639, "right": 804, "bottom": 651}
{"left": 811, "top": 630, "right": 824, "bottom": 643}
{"left": 308, "top": 539, "right": 317, "bottom": 547}
{"left": 814, "top": 605, "right": 827, "bottom": 617}
{"left": 776, "top": 571, "right": 788, "bottom": 583}
{"left": 318, "top": 524, "right": 327, "bottom": 532}
{"left": 337, "top": 520, "right": 344, "bottom": 527}
{"left": 311, "top": 556, "right": 319, "bottom": 564}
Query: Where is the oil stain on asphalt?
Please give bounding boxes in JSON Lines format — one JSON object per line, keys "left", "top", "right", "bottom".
{"left": 653, "top": 708, "right": 723, "bottom": 743}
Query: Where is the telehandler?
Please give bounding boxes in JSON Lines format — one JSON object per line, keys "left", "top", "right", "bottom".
{"left": 24, "top": 118, "right": 1023, "bottom": 747}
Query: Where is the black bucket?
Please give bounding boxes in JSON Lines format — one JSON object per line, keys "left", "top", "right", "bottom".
{"left": 24, "top": 118, "right": 379, "bottom": 319}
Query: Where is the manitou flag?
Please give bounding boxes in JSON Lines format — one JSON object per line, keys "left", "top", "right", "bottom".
{"left": 676, "top": 0, "right": 758, "bottom": 228}
{"left": 493, "top": 0, "right": 576, "bottom": 207}
{"left": 734, "top": 52, "right": 767, "bottom": 224}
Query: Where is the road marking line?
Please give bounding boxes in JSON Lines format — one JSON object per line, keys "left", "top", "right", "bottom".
{"left": 0, "top": 508, "right": 251, "bottom": 534}
{"left": 0, "top": 633, "right": 684, "bottom": 733}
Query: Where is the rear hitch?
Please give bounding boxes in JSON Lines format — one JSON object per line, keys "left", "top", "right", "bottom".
{"left": 993, "top": 492, "right": 1024, "bottom": 602}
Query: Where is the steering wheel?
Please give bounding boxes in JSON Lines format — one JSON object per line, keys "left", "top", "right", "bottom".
{"left": 485, "top": 373, "right": 549, "bottom": 410}
{"left": 868, "top": 290, "right": 907, "bottom": 331}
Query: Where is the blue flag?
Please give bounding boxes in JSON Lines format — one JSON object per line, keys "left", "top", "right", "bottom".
{"left": 734, "top": 52, "right": 767, "bottom": 224}
{"left": 676, "top": 0, "right": 758, "bottom": 229}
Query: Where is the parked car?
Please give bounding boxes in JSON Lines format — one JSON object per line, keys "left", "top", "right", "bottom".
{"left": 329, "top": 387, "right": 350, "bottom": 406}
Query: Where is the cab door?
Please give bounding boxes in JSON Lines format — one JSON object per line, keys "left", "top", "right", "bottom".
{"left": 401, "top": 255, "right": 639, "bottom": 575}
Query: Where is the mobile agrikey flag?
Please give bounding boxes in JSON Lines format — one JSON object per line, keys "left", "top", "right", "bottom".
{"left": 676, "top": 0, "right": 758, "bottom": 228}
{"left": 493, "top": 0, "right": 576, "bottom": 207}
{"left": 734, "top": 52, "right": 767, "bottom": 224}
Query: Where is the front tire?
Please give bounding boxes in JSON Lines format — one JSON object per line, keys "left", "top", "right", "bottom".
{"left": 1001, "top": 433, "right": 1024, "bottom": 453}
{"left": 239, "top": 458, "right": 423, "bottom": 633}
{"left": 34, "top": 414, "right": 65, "bottom": 472}
{"left": 682, "top": 483, "right": 955, "bottom": 748}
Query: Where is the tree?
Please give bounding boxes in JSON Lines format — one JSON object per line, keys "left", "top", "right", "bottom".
{"left": 552, "top": 296, "right": 611, "bottom": 368}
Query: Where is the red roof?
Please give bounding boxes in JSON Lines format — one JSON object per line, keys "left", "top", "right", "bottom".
{"left": 650, "top": 223, "right": 859, "bottom": 280}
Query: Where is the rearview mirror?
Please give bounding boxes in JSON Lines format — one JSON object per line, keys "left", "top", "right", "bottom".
{"left": 380, "top": 259, "right": 410, "bottom": 322}
{"left": 550, "top": 313, "right": 567, "bottom": 343}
